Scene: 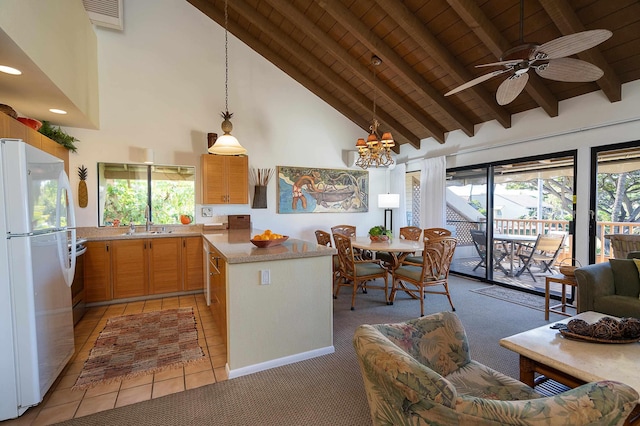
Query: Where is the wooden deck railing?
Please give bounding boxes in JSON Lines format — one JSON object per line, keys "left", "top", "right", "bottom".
{"left": 449, "top": 218, "right": 640, "bottom": 265}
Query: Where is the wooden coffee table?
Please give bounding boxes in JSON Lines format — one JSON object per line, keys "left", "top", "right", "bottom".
{"left": 500, "top": 311, "right": 640, "bottom": 424}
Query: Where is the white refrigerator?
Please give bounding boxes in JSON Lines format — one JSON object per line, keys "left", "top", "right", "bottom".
{"left": 0, "top": 139, "right": 76, "bottom": 420}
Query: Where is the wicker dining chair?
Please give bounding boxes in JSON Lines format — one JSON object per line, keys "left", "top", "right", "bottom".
{"left": 331, "top": 224, "right": 356, "bottom": 238}
{"left": 377, "top": 226, "right": 422, "bottom": 269}
{"left": 403, "top": 227, "right": 451, "bottom": 264}
{"left": 423, "top": 227, "right": 452, "bottom": 239}
{"left": 391, "top": 236, "right": 457, "bottom": 316}
{"left": 333, "top": 232, "right": 389, "bottom": 310}
{"left": 315, "top": 230, "right": 340, "bottom": 283}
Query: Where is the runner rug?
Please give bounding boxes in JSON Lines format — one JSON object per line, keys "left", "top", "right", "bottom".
{"left": 470, "top": 285, "right": 547, "bottom": 312}
{"left": 73, "top": 307, "right": 205, "bottom": 390}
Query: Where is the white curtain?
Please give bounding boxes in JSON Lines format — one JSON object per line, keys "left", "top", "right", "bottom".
{"left": 389, "top": 162, "right": 407, "bottom": 237}
{"left": 420, "top": 156, "right": 446, "bottom": 228}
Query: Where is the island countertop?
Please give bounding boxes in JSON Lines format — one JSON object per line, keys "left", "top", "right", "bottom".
{"left": 203, "top": 229, "right": 335, "bottom": 264}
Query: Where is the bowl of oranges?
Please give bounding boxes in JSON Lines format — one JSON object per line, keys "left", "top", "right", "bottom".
{"left": 250, "top": 230, "right": 289, "bottom": 248}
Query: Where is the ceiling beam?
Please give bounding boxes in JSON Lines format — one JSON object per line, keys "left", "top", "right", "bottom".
{"left": 446, "top": 0, "right": 559, "bottom": 117}
{"left": 265, "top": 0, "right": 445, "bottom": 144}
{"left": 372, "top": 0, "right": 511, "bottom": 130}
{"left": 538, "top": 0, "right": 621, "bottom": 102}
{"left": 186, "top": 0, "right": 420, "bottom": 149}
{"left": 227, "top": 0, "right": 420, "bottom": 149}
{"left": 319, "top": 0, "right": 478, "bottom": 137}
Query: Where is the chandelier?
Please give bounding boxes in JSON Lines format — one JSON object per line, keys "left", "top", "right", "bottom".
{"left": 208, "top": 0, "right": 247, "bottom": 156}
{"left": 355, "top": 56, "right": 394, "bottom": 169}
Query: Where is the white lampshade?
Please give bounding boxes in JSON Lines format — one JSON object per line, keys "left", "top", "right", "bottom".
{"left": 378, "top": 193, "right": 399, "bottom": 209}
{"left": 208, "top": 134, "right": 247, "bottom": 155}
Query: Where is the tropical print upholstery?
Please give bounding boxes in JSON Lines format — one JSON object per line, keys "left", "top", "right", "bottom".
{"left": 353, "top": 312, "right": 639, "bottom": 425}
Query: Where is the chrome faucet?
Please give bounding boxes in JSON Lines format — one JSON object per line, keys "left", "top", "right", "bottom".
{"left": 144, "top": 205, "right": 152, "bottom": 232}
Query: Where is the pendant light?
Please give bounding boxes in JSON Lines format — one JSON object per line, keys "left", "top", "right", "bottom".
{"left": 208, "top": 0, "right": 247, "bottom": 156}
{"left": 355, "top": 56, "right": 394, "bottom": 169}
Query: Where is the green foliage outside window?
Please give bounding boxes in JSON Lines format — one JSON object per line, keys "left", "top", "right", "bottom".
{"left": 99, "top": 163, "right": 195, "bottom": 226}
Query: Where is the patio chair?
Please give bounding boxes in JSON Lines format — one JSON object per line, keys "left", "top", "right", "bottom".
{"left": 390, "top": 236, "right": 457, "bottom": 316}
{"left": 315, "top": 230, "right": 339, "bottom": 283}
{"left": 333, "top": 232, "right": 389, "bottom": 310}
{"left": 515, "top": 233, "right": 565, "bottom": 282}
{"left": 469, "top": 229, "right": 509, "bottom": 275}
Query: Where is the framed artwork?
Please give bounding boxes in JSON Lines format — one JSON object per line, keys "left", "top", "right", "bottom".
{"left": 277, "top": 166, "right": 368, "bottom": 213}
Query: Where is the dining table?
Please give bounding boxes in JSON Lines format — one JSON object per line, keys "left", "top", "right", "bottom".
{"left": 493, "top": 233, "right": 538, "bottom": 276}
{"left": 351, "top": 236, "right": 423, "bottom": 299}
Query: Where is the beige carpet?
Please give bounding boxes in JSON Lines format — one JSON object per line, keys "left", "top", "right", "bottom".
{"left": 471, "top": 285, "right": 548, "bottom": 311}
{"left": 73, "top": 307, "right": 205, "bottom": 390}
{"left": 60, "top": 277, "right": 562, "bottom": 425}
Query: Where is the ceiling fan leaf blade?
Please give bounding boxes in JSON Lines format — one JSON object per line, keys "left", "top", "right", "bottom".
{"left": 496, "top": 73, "right": 529, "bottom": 105}
{"left": 475, "top": 59, "right": 524, "bottom": 68}
{"left": 535, "top": 58, "right": 604, "bottom": 82}
{"left": 534, "top": 29, "right": 612, "bottom": 60}
{"left": 445, "top": 69, "right": 508, "bottom": 96}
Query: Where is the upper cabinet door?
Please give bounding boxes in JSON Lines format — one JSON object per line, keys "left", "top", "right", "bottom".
{"left": 201, "top": 154, "right": 248, "bottom": 204}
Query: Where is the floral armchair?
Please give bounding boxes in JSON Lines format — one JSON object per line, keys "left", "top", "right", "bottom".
{"left": 353, "top": 312, "right": 639, "bottom": 425}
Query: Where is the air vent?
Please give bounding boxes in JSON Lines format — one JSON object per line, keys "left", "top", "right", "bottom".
{"left": 82, "top": 0, "right": 123, "bottom": 31}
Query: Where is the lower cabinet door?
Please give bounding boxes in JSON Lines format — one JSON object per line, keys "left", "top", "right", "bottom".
{"left": 149, "top": 237, "right": 182, "bottom": 295}
{"left": 112, "top": 239, "right": 148, "bottom": 299}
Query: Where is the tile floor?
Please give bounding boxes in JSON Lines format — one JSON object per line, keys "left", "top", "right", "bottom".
{"left": 2, "top": 293, "right": 227, "bottom": 426}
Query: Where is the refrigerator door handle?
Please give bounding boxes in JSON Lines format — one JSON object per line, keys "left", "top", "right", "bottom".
{"left": 57, "top": 170, "right": 76, "bottom": 287}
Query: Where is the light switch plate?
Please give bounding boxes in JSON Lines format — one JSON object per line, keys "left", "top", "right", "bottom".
{"left": 202, "top": 206, "right": 214, "bottom": 217}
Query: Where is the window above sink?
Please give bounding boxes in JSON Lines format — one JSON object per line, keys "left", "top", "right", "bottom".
{"left": 98, "top": 162, "right": 195, "bottom": 227}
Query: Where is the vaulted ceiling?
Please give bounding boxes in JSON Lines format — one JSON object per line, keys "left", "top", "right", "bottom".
{"left": 186, "top": 0, "right": 640, "bottom": 152}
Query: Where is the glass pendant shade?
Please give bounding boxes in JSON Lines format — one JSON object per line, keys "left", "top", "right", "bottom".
{"left": 208, "top": 133, "right": 247, "bottom": 155}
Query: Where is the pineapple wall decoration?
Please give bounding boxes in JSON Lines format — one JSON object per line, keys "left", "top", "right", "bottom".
{"left": 78, "top": 165, "right": 88, "bottom": 208}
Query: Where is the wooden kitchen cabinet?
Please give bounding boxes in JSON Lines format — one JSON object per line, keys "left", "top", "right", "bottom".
{"left": 84, "top": 241, "right": 112, "bottom": 303}
{"left": 148, "top": 237, "right": 182, "bottom": 295}
{"left": 183, "top": 236, "right": 204, "bottom": 291}
{"left": 0, "top": 112, "right": 69, "bottom": 175}
{"left": 201, "top": 154, "right": 248, "bottom": 204}
{"left": 112, "top": 239, "right": 148, "bottom": 299}
{"left": 207, "top": 243, "right": 227, "bottom": 348}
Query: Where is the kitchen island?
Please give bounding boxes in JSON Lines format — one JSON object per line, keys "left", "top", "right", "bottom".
{"left": 203, "top": 229, "right": 335, "bottom": 379}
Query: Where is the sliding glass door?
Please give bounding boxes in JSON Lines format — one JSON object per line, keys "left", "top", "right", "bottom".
{"left": 590, "top": 142, "right": 640, "bottom": 263}
{"left": 447, "top": 152, "right": 576, "bottom": 294}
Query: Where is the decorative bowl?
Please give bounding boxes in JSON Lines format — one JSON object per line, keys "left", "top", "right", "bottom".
{"left": 250, "top": 236, "right": 289, "bottom": 248}
{"left": 16, "top": 117, "right": 42, "bottom": 131}
{"left": 369, "top": 235, "right": 390, "bottom": 242}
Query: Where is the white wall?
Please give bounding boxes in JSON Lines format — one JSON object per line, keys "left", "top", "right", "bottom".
{"left": 400, "top": 80, "right": 640, "bottom": 266}
{"left": 64, "top": 0, "right": 390, "bottom": 242}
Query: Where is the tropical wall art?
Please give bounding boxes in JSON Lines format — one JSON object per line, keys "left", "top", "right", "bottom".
{"left": 277, "top": 166, "right": 369, "bottom": 213}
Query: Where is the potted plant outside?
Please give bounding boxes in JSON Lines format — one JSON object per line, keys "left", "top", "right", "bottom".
{"left": 369, "top": 225, "right": 392, "bottom": 242}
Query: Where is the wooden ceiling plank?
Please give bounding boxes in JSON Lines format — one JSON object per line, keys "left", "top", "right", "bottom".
{"left": 221, "top": 0, "right": 423, "bottom": 148}
{"left": 373, "top": 0, "right": 511, "bottom": 130}
{"left": 538, "top": 0, "right": 622, "bottom": 102}
{"left": 185, "top": 0, "right": 418, "bottom": 149}
{"left": 446, "top": 0, "right": 559, "bottom": 117}
{"left": 318, "top": 0, "right": 475, "bottom": 138}
{"left": 264, "top": 0, "right": 444, "bottom": 144}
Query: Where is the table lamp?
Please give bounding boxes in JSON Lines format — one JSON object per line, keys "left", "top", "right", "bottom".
{"left": 378, "top": 193, "right": 400, "bottom": 232}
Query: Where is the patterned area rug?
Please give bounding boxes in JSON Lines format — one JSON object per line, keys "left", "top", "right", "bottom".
{"left": 73, "top": 307, "right": 205, "bottom": 390}
{"left": 471, "top": 285, "right": 547, "bottom": 311}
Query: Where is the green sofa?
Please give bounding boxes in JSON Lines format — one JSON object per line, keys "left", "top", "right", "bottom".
{"left": 574, "top": 255, "right": 640, "bottom": 318}
{"left": 353, "top": 312, "right": 638, "bottom": 425}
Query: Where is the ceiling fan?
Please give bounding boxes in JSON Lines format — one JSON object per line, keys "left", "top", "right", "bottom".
{"left": 445, "top": 0, "right": 612, "bottom": 106}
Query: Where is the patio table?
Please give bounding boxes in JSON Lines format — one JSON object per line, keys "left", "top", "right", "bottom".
{"left": 493, "top": 233, "right": 538, "bottom": 276}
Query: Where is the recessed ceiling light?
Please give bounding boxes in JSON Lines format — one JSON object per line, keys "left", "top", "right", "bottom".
{"left": 49, "top": 108, "right": 67, "bottom": 114}
{"left": 0, "top": 65, "right": 22, "bottom": 75}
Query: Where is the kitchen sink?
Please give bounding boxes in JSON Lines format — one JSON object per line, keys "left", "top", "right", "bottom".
{"left": 122, "top": 230, "right": 172, "bottom": 236}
